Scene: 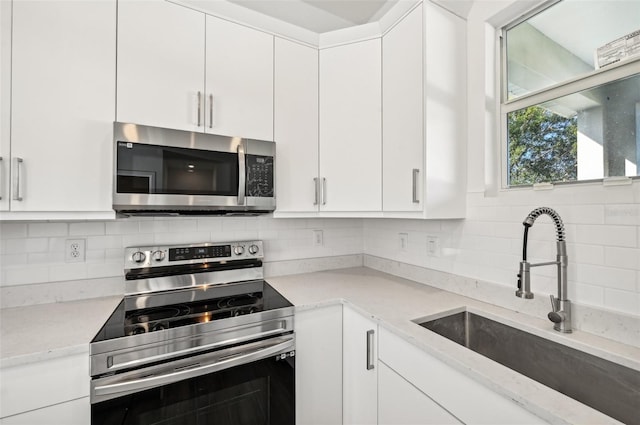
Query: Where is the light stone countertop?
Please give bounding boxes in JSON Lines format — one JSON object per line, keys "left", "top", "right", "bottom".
{"left": 1, "top": 267, "right": 638, "bottom": 424}
{"left": 0, "top": 296, "right": 122, "bottom": 368}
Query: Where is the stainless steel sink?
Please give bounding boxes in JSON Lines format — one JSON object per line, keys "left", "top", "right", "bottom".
{"left": 418, "top": 311, "right": 640, "bottom": 425}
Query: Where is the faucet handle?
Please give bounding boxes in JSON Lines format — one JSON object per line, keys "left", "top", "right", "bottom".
{"left": 549, "top": 294, "right": 558, "bottom": 312}
{"left": 548, "top": 295, "right": 565, "bottom": 324}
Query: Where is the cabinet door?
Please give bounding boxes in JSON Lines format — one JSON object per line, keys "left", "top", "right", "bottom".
{"left": 0, "top": 397, "right": 89, "bottom": 425}
{"left": 0, "top": 352, "right": 89, "bottom": 418}
{"left": 383, "top": 4, "right": 424, "bottom": 212}
{"left": 423, "top": 2, "right": 467, "bottom": 218}
{"left": 319, "top": 39, "right": 382, "bottom": 212}
{"left": 378, "top": 362, "right": 461, "bottom": 425}
{"left": 343, "top": 306, "right": 377, "bottom": 425}
{"left": 295, "top": 304, "right": 343, "bottom": 425}
{"left": 205, "top": 16, "right": 273, "bottom": 141}
{"left": 0, "top": 0, "right": 10, "bottom": 211}
{"left": 9, "top": 0, "right": 115, "bottom": 212}
{"left": 117, "top": 0, "right": 205, "bottom": 132}
{"left": 274, "top": 38, "right": 319, "bottom": 213}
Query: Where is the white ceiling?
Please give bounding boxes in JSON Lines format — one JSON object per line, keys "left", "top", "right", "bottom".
{"left": 226, "top": 0, "right": 400, "bottom": 33}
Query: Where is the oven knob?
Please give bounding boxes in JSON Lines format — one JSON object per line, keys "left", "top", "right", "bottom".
{"left": 233, "top": 245, "right": 245, "bottom": 256}
{"left": 151, "top": 250, "right": 166, "bottom": 262}
{"left": 248, "top": 244, "right": 259, "bottom": 255}
{"left": 131, "top": 251, "right": 146, "bottom": 264}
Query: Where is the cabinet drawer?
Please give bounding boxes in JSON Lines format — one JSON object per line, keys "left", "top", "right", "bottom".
{"left": 0, "top": 397, "right": 89, "bottom": 425}
{"left": 378, "top": 327, "right": 546, "bottom": 424}
{"left": 0, "top": 352, "right": 89, "bottom": 418}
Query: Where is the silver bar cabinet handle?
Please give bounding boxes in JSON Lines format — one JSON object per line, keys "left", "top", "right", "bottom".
{"left": 366, "top": 329, "right": 375, "bottom": 370}
{"left": 209, "top": 94, "right": 214, "bottom": 128}
{"left": 0, "top": 156, "right": 3, "bottom": 200}
{"left": 197, "top": 91, "right": 202, "bottom": 127}
{"left": 321, "top": 177, "right": 327, "bottom": 206}
{"left": 313, "top": 177, "right": 319, "bottom": 205}
{"left": 237, "top": 141, "right": 246, "bottom": 206}
{"left": 12, "top": 157, "right": 23, "bottom": 201}
{"left": 412, "top": 168, "right": 420, "bottom": 203}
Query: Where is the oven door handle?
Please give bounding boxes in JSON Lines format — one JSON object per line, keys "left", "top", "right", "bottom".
{"left": 108, "top": 323, "right": 291, "bottom": 372}
{"left": 93, "top": 337, "right": 294, "bottom": 402}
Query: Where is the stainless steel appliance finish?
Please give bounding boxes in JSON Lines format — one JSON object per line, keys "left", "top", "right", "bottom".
{"left": 90, "top": 240, "right": 295, "bottom": 424}
{"left": 113, "top": 122, "right": 276, "bottom": 215}
{"left": 418, "top": 311, "right": 640, "bottom": 425}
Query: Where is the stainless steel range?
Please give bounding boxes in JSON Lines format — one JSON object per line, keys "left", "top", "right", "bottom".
{"left": 90, "top": 240, "right": 295, "bottom": 425}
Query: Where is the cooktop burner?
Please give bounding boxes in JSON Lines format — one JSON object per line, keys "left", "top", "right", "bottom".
{"left": 124, "top": 292, "right": 264, "bottom": 335}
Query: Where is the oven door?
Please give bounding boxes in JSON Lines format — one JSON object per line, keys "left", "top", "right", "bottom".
{"left": 91, "top": 336, "right": 294, "bottom": 425}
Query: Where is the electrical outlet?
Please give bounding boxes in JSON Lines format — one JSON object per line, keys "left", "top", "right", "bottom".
{"left": 66, "top": 239, "right": 86, "bottom": 263}
{"left": 312, "top": 230, "right": 324, "bottom": 247}
{"left": 426, "top": 235, "right": 440, "bottom": 257}
{"left": 399, "top": 233, "right": 408, "bottom": 251}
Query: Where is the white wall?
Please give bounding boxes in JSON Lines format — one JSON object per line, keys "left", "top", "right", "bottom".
{"left": 0, "top": 217, "right": 363, "bottom": 308}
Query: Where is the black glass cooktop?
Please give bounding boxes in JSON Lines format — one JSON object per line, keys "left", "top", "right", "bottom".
{"left": 92, "top": 280, "right": 292, "bottom": 343}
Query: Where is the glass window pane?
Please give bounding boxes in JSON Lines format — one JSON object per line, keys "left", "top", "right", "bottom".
{"left": 507, "top": 73, "right": 640, "bottom": 186}
{"left": 505, "top": 0, "right": 640, "bottom": 100}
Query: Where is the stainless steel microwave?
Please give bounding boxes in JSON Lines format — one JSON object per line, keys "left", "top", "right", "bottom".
{"left": 113, "top": 122, "right": 275, "bottom": 215}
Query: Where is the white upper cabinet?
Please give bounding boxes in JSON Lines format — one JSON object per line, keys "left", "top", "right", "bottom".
{"left": 0, "top": 0, "right": 11, "bottom": 212}
{"left": 1, "top": 0, "right": 115, "bottom": 216}
{"left": 422, "top": 1, "right": 466, "bottom": 218}
{"left": 319, "top": 39, "right": 382, "bottom": 212}
{"left": 274, "top": 38, "right": 319, "bottom": 213}
{"left": 382, "top": 4, "right": 424, "bottom": 213}
{"left": 117, "top": 0, "right": 205, "bottom": 133}
{"left": 117, "top": 1, "right": 274, "bottom": 141}
{"left": 205, "top": 16, "right": 273, "bottom": 140}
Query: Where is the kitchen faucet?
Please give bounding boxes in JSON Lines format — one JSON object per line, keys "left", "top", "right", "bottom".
{"left": 516, "top": 207, "right": 572, "bottom": 333}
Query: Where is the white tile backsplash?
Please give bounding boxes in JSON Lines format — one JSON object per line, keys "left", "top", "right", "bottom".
{"left": 0, "top": 216, "right": 364, "bottom": 307}
{"left": 364, "top": 186, "right": 640, "bottom": 317}
{"left": 27, "top": 223, "right": 67, "bottom": 237}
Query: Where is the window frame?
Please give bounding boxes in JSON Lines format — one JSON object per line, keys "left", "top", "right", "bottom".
{"left": 499, "top": 0, "right": 640, "bottom": 189}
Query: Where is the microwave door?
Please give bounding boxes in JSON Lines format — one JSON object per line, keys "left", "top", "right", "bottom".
{"left": 115, "top": 141, "right": 241, "bottom": 210}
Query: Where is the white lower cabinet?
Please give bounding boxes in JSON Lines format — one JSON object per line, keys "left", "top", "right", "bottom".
{"left": 0, "top": 351, "right": 89, "bottom": 424}
{"left": 297, "top": 304, "right": 547, "bottom": 425}
{"left": 378, "top": 327, "right": 547, "bottom": 425}
{"left": 0, "top": 398, "right": 89, "bottom": 425}
{"left": 378, "top": 362, "right": 461, "bottom": 425}
{"left": 343, "top": 305, "right": 378, "bottom": 425}
{"left": 295, "top": 304, "right": 343, "bottom": 425}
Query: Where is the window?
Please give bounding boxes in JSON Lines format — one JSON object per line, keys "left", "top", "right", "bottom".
{"left": 501, "top": 0, "right": 640, "bottom": 187}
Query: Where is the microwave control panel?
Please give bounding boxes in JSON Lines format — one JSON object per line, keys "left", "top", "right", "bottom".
{"left": 246, "top": 155, "right": 274, "bottom": 198}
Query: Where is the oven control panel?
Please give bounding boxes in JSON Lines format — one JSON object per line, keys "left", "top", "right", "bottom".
{"left": 125, "top": 240, "right": 263, "bottom": 269}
